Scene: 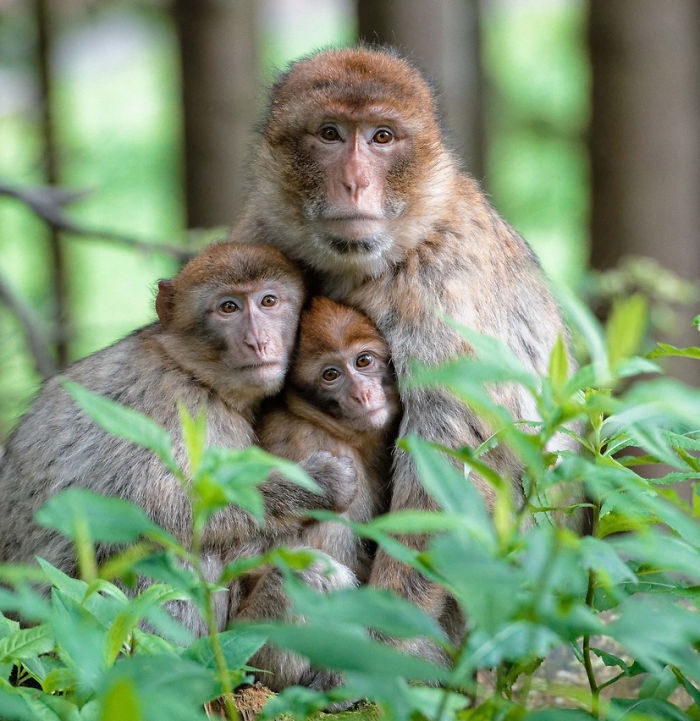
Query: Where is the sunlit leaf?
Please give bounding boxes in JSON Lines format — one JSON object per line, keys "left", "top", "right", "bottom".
{"left": 605, "top": 293, "right": 648, "bottom": 370}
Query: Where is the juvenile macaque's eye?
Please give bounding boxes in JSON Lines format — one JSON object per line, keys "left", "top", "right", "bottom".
{"left": 356, "top": 353, "right": 374, "bottom": 368}
{"left": 218, "top": 300, "right": 239, "bottom": 314}
{"left": 319, "top": 125, "right": 341, "bottom": 142}
{"left": 372, "top": 128, "right": 394, "bottom": 144}
{"left": 322, "top": 367, "right": 341, "bottom": 382}
{"left": 261, "top": 295, "right": 278, "bottom": 308}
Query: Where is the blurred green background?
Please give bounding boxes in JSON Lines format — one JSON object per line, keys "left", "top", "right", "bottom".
{"left": 1, "top": 0, "right": 697, "bottom": 437}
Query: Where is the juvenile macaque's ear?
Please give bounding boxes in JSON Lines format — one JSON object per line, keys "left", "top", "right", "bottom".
{"left": 155, "top": 280, "right": 175, "bottom": 326}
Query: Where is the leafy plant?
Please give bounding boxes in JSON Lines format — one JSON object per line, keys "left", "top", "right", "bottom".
{"left": 0, "top": 298, "right": 698, "bottom": 721}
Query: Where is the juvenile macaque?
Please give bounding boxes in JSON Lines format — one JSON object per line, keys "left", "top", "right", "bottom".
{"left": 239, "top": 296, "right": 399, "bottom": 692}
{"left": 0, "top": 241, "right": 357, "bottom": 633}
{"left": 233, "top": 46, "right": 584, "bottom": 662}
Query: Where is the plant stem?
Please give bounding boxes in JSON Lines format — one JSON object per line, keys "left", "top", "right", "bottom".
{"left": 191, "top": 522, "right": 240, "bottom": 721}
{"left": 582, "top": 569, "right": 600, "bottom": 718}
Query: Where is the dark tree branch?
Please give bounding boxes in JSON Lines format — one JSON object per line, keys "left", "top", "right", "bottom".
{"left": 0, "top": 182, "right": 198, "bottom": 262}
{"left": 0, "top": 272, "right": 56, "bottom": 379}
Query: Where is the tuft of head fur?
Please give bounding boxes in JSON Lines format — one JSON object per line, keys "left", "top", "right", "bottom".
{"left": 294, "top": 296, "right": 387, "bottom": 366}
{"left": 158, "top": 241, "right": 305, "bottom": 332}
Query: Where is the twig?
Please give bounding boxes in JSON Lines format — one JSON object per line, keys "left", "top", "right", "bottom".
{"left": 0, "top": 182, "right": 198, "bottom": 262}
{"left": 0, "top": 272, "right": 56, "bottom": 378}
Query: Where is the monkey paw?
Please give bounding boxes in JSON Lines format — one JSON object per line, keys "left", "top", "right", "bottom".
{"left": 302, "top": 451, "right": 358, "bottom": 512}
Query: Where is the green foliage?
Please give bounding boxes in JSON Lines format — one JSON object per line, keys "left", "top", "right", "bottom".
{"left": 0, "top": 296, "right": 698, "bottom": 721}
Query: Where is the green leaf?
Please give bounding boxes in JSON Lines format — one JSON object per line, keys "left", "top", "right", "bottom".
{"left": 0, "top": 625, "right": 54, "bottom": 664}
{"left": 605, "top": 293, "right": 648, "bottom": 369}
{"left": 648, "top": 341, "right": 700, "bottom": 360}
{"left": 184, "top": 626, "right": 268, "bottom": 670}
{"left": 35, "top": 488, "right": 165, "bottom": 545}
{"left": 548, "top": 334, "right": 570, "bottom": 394}
{"left": 101, "top": 676, "right": 142, "bottom": 720}
{"left": 0, "top": 684, "right": 82, "bottom": 721}
{"left": 361, "top": 509, "right": 477, "bottom": 535}
{"left": 61, "top": 379, "right": 180, "bottom": 477}
{"left": 558, "top": 286, "right": 610, "bottom": 383}
{"left": 178, "top": 401, "right": 208, "bottom": 478}
{"left": 97, "top": 655, "right": 216, "bottom": 721}
{"left": 106, "top": 584, "right": 184, "bottom": 665}
{"left": 240, "top": 621, "right": 449, "bottom": 684}
{"left": 42, "top": 667, "right": 78, "bottom": 695}
{"left": 285, "top": 584, "right": 447, "bottom": 643}
{"left": 464, "top": 621, "right": 561, "bottom": 667}
{"left": 401, "top": 435, "right": 493, "bottom": 531}
{"left": 427, "top": 530, "right": 523, "bottom": 633}
{"left": 51, "top": 591, "right": 108, "bottom": 694}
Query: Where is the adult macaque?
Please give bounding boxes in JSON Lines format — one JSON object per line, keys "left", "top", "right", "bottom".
{"left": 0, "top": 241, "right": 357, "bottom": 634}
{"left": 239, "top": 295, "right": 399, "bottom": 692}
{"left": 233, "top": 46, "right": 583, "bottom": 662}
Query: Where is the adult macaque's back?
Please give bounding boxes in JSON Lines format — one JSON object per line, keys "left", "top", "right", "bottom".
{"left": 234, "top": 46, "right": 581, "bottom": 662}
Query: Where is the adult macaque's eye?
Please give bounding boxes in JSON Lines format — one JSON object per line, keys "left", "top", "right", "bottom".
{"left": 319, "top": 125, "right": 341, "bottom": 142}
{"left": 372, "top": 128, "right": 394, "bottom": 144}
{"left": 219, "top": 300, "right": 239, "bottom": 314}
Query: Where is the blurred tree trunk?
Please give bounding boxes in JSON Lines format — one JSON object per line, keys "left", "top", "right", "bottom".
{"left": 35, "top": 0, "right": 68, "bottom": 368}
{"left": 174, "top": 0, "right": 259, "bottom": 228}
{"left": 357, "top": 0, "right": 484, "bottom": 178}
{"left": 588, "top": 0, "right": 700, "bottom": 386}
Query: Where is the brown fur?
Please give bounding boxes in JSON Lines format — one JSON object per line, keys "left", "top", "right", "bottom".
{"left": 239, "top": 297, "right": 399, "bottom": 692}
{"left": 233, "top": 47, "right": 583, "bottom": 664}
{"left": 0, "top": 242, "right": 358, "bottom": 635}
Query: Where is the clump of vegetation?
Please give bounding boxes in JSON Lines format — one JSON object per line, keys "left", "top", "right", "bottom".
{"left": 0, "top": 296, "right": 698, "bottom": 721}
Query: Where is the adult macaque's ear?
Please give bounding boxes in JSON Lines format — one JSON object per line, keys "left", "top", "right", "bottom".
{"left": 155, "top": 280, "right": 175, "bottom": 326}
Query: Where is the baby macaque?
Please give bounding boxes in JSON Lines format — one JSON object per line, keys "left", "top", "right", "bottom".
{"left": 258, "top": 295, "right": 399, "bottom": 580}
{"left": 237, "top": 296, "right": 399, "bottom": 692}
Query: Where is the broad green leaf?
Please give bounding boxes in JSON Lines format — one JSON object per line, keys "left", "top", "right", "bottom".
{"left": 463, "top": 621, "right": 561, "bottom": 668}
{"left": 284, "top": 584, "right": 447, "bottom": 642}
{"left": 51, "top": 591, "right": 108, "bottom": 694}
{"left": 361, "top": 509, "right": 478, "bottom": 535}
{"left": 35, "top": 559, "right": 89, "bottom": 604}
{"left": 184, "top": 626, "right": 268, "bottom": 670}
{"left": 525, "top": 710, "right": 595, "bottom": 720}
{"left": 0, "top": 624, "right": 54, "bottom": 664}
{"left": 0, "top": 684, "right": 82, "bottom": 721}
{"left": 606, "top": 595, "right": 700, "bottom": 680}
{"left": 42, "top": 667, "right": 78, "bottom": 695}
{"left": 35, "top": 488, "right": 164, "bottom": 544}
{"left": 101, "top": 676, "right": 142, "bottom": 720}
{"left": 239, "top": 621, "right": 450, "bottom": 684}
{"left": 427, "top": 530, "right": 522, "bottom": 633}
{"left": 61, "top": 379, "right": 179, "bottom": 476}
{"left": 97, "top": 655, "right": 217, "bottom": 720}
{"left": 608, "top": 697, "right": 691, "bottom": 721}
{"left": 401, "top": 435, "right": 493, "bottom": 528}
{"left": 558, "top": 286, "right": 610, "bottom": 383}
{"left": 106, "top": 584, "right": 184, "bottom": 665}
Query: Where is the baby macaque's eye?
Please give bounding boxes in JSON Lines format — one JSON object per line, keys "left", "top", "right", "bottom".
{"left": 322, "top": 367, "right": 341, "bottom": 382}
